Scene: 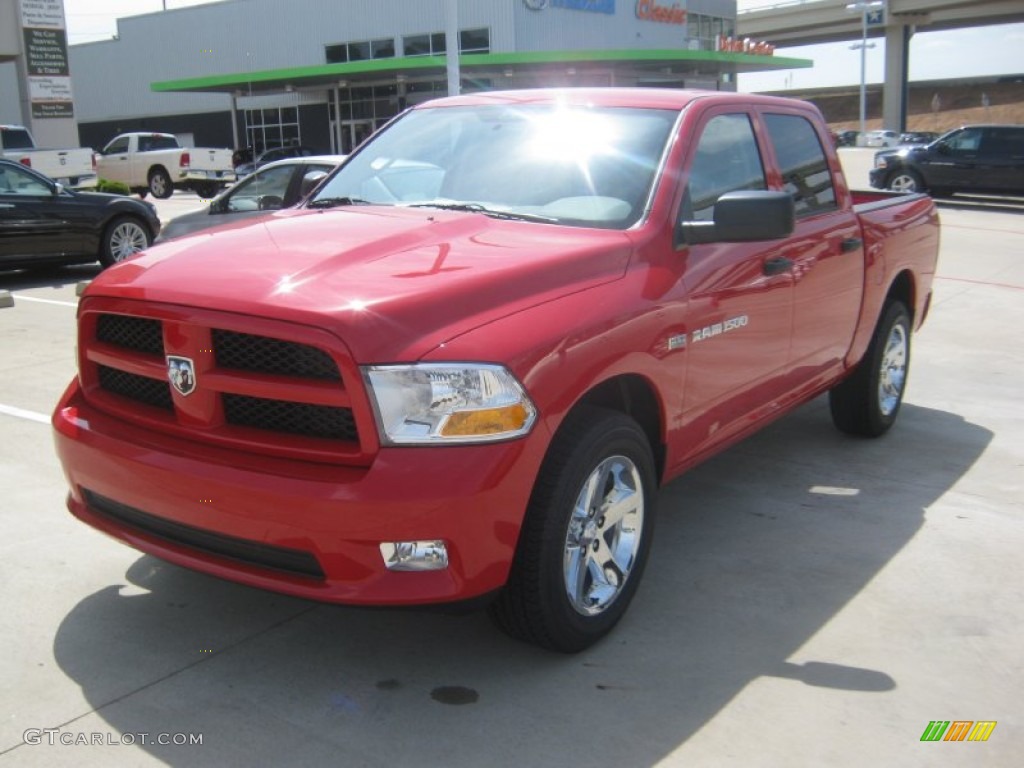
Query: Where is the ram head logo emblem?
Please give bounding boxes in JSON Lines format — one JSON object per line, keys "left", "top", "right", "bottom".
{"left": 167, "top": 356, "right": 196, "bottom": 396}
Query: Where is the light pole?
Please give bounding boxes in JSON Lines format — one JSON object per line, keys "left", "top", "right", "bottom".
{"left": 846, "top": 1, "right": 883, "bottom": 146}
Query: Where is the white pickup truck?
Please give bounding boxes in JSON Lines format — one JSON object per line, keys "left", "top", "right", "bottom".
{"left": 96, "top": 132, "right": 236, "bottom": 199}
{"left": 0, "top": 124, "right": 96, "bottom": 187}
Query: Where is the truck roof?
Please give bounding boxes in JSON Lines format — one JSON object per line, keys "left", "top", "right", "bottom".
{"left": 417, "top": 87, "right": 816, "bottom": 113}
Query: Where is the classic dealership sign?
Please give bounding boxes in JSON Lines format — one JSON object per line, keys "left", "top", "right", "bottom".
{"left": 635, "top": 0, "right": 686, "bottom": 25}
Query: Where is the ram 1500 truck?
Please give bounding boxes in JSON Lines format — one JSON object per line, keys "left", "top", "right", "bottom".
{"left": 95, "top": 132, "right": 235, "bottom": 199}
{"left": 53, "top": 89, "right": 939, "bottom": 652}
{"left": 0, "top": 124, "right": 96, "bottom": 187}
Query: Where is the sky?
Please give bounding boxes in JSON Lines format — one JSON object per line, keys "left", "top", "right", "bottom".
{"left": 61, "top": 0, "right": 1024, "bottom": 92}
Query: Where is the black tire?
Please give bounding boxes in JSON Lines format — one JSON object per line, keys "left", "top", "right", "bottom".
{"left": 100, "top": 216, "right": 152, "bottom": 268}
{"left": 196, "top": 182, "right": 219, "bottom": 199}
{"left": 489, "top": 406, "right": 656, "bottom": 653}
{"left": 830, "top": 301, "right": 911, "bottom": 437}
{"left": 885, "top": 169, "right": 924, "bottom": 194}
{"left": 134, "top": 188, "right": 148, "bottom": 199}
{"left": 148, "top": 168, "right": 173, "bottom": 199}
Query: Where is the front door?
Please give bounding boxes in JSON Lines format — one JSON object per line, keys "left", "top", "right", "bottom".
{"left": 677, "top": 110, "right": 794, "bottom": 457}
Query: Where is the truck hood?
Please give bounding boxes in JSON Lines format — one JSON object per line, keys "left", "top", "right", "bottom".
{"left": 90, "top": 206, "right": 635, "bottom": 361}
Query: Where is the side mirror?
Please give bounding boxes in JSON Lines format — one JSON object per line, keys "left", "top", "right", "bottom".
{"left": 679, "top": 191, "right": 795, "bottom": 246}
{"left": 300, "top": 170, "right": 328, "bottom": 198}
{"left": 53, "top": 182, "right": 65, "bottom": 196}
{"left": 935, "top": 142, "right": 951, "bottom": 156}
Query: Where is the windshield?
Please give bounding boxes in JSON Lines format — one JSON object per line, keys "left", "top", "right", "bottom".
{"left": 309, "top": 104, "right": 675, "bottom": 229}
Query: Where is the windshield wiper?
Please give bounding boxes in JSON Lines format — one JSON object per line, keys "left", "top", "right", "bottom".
{"left": 408, "top": 202, "right": 557, "bottom": 223}
{"left": 307, "top": 196, "right": 374, "bottom": 209}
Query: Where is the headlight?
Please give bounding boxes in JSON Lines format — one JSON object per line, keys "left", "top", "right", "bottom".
{"left": 874, "top": 155, "right": 891, "bottom": 169}
{"left": 362, "top": 364, "right": 537, "bottom": 445}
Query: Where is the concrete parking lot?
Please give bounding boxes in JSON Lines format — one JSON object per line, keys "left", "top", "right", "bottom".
{"left": 0, "top": 188, "right": 1021, "bottom": 766}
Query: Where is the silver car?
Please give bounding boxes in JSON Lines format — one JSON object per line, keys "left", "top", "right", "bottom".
{"left": 158, "top": 154, "right": 345, "bottom": 242}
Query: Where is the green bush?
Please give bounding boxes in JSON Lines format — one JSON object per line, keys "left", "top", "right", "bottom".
{"left": 95, "top": 178, "right": 132, "bottom": 195}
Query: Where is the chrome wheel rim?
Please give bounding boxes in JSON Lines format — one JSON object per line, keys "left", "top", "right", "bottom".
{"left": 109, "top": 222, "right": 148, "bottom": 261}
{"left": 563, "top": 455, "right": 644, "bottom": 616}
{"left": 878, "top": 323, "right": 908, "bottom": 416}
{"left": 889, "top": 174, "right": 918, "bottom": 193}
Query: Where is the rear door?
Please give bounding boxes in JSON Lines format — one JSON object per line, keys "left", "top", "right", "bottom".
{"left": 979, "top": 127, "right": 1024, "bottom": 193}
{"left": 677, "top": 109, "right": 794, "bottom": 455}
{"left": 759, "top": 109, "right": 864, "bottom": 379}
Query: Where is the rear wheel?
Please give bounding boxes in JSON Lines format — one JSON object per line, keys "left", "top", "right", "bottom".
{"left": 196, "top": 182, "right": 219, "bottom": 199}
{"left": 886, "top": 169, "right": 924, "bottom": 193}
{"left": 148, "top": 168, "right": 172, "bottom": 199}
{"left": 100, "top": 216, "right": 151, "bottom": 267}
{"left": 489, "top": 406, "right": 656, "bottom": 653}
{"left": 830, "top": 301, "right": 911, "bottom": 437}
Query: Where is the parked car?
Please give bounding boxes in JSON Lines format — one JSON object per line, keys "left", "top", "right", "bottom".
{"left": 0, "top": 158, "right": 159, "bottom": 270}
{"left": 863, "top": 129, "right": 900, "bottom": 147}
{"left": 835, "top": 129, "right": 860, "bottom": 147}
{"left": 55, "top": 88, "right": 940, "bottom": 653}
{"left": 95, "top": 132, "right": 235, "bottom": 199}
{"left": 870, "top": 124, "right": 1024, "bottom": 195}
{"left": 234, "top": 145, "right": 321, "bottom": 178}
{"left": 158, "top": 155, "right": 345, "bottom": 241}
{"left": 898, "top": 131, "right": 939, "bottom": 146}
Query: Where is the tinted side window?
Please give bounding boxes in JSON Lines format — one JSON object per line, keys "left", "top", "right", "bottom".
{"left": 764, "top": 113, "right": 836, "bottom": 217}
{"left": 684, "top": 113, "right": 766, "bottom": 222}
{"left": 983, "top": 127, "right": 1024, "bottom": 155}
{"left": 105, "top": 137, "right": 130, "bottom": 154}
{"left": 945, "top": 128, "right": 983, "bottom": 152}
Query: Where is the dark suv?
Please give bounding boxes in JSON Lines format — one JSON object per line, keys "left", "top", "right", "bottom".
{"left": 870, "top": 125, "right": 1024, "bottom": 196}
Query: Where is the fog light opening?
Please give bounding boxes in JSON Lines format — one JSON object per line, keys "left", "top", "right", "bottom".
{"left": 380, "top": 540, "right": 449, "bottom": 571}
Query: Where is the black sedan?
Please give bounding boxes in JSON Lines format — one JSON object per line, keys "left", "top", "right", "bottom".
{"left": 158, "top": 155, "right": 344, "bottom": 242}
{"left": 0, "top": 158, "right": 160, "bottom": 270}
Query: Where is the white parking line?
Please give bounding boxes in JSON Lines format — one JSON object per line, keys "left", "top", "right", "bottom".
{"left": 0, "top": 403, "right": 50, "bottom": 425}
{"left": 11, "top": 294, "right": 78, "bottom": 308}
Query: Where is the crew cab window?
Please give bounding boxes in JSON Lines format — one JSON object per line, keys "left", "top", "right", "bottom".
{"left": 103, "top": 137, "right": 130, "bottom": 154}
{"left": 983, "top": 127, "right": 1024, "bottom": 155}
{"left": 684, "top": 113, "right": 766, "bottom": 221}
{"left": 943, "top": 128, "right": 983, "bottom": 153}
{"left": 764, "top": 113, "right": 836, "bottom": 217}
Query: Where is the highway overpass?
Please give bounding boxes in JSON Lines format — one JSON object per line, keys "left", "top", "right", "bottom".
{"left": 737, "top": 0, "right": 1024, "bottom": 130}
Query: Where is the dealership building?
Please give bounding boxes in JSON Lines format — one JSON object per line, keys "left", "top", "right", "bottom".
{"left": 2, "top": 0, "right": 809, "bottom": 155}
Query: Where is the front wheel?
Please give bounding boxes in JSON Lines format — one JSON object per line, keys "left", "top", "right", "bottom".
{"left": 830, "top": 301, "right": 911, "bottom": 437}
{"left": 489, "top": 406, "right": 656, "bottom": 653}
{"left": 100, "top": 216, "right": 151, "bottom": 267}
{"left": 886, "top": 169, "right": 924, "bottom": 194}
{"left": 196, "top": 182, "right": 219, "bottom": 199}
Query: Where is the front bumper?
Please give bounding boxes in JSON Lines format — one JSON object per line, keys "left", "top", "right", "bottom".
{"left": 53, "top": 379, "right": 548, "bottom": 605}
{"left": 868, "top": 167, "right": 887, "bottom": 189}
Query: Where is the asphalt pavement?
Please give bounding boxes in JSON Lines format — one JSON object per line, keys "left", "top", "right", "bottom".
{"left": 0, "top": 177, "right": 1021, "bottom": 766}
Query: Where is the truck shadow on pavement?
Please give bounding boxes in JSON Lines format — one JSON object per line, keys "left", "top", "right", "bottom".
{"left": 51, "top": 398, "right": 991, "bottom": 767}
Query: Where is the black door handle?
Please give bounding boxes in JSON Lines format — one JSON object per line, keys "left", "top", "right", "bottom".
{"left": 841, "top": 237, "right": 863, "bottom": 252}
{"left": 763, "top": 256, "right": 793, "bottom": 276}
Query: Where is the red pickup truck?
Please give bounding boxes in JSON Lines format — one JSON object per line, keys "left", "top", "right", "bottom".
{"left": 53, "top": 89, "right": 939, "bottom": 652}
